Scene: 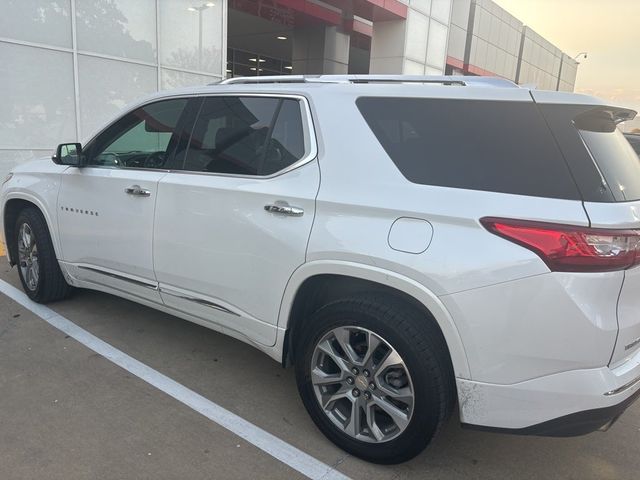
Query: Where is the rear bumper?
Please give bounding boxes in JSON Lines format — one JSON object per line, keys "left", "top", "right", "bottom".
{"left": 462, "top": 386, "right": 640, "bottom": 436}
{"left": 458, "top": 347, "right": 640, "bottom": 435}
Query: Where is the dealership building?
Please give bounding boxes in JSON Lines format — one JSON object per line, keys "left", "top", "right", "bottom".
{"left": 0, "top": 0, "right": 579, "bottom": 178}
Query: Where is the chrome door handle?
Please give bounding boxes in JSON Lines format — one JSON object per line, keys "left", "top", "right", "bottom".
{"left": 124, "top": 185, "right": 151, "bottom": 197}
{"left": 264, "top": 202, "right": 304, "bottom": 217}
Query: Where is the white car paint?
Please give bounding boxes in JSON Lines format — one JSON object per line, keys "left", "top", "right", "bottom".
{"left": 153, "top": 161, "right": 320, "bottom": 347}
{"left": 2, "top": 76, "right": 640, "bottom": 435}
{"left": 58, "top": 167, "right": 167, "bottom": 303}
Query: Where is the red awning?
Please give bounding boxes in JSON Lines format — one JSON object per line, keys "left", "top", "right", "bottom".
{"left": 322, "top": 0, "right": 407, "bottom": 21}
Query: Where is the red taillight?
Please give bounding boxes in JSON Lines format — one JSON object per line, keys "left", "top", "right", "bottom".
{"left": 481, "top": 217, "right": 640, "bottom": 273}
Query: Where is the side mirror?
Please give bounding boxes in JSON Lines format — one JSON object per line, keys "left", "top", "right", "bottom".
{"left": 52, "top": 143, "right": 83, "bottom": 166}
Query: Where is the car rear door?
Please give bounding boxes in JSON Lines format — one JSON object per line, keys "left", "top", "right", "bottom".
{"left": 57, "top": 98, "right": 190, "bottom": 302}
{"left": 153, "top": 94, "right": 319, "bottom": 346}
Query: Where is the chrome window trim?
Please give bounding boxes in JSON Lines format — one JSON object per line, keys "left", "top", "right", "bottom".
{"left": 82, "top": 93, "right": 318, "bottom": 180}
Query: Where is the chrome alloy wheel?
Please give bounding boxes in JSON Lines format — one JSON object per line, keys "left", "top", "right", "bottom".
{"left": 310, "top": 326, "right": 414, "bottom": 443}
{"left": 17, "top": 222, "right": 39, "bottom": 291}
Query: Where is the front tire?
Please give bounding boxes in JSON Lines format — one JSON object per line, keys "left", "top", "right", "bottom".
{"left": 295, "top": 294, "right": 455, "bottom": 464}
{"left": 14, "top": 207, "right": 72, "bottom": 303}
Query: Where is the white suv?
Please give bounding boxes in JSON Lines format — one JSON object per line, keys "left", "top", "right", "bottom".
{"left": 2, "top": 75, "right": 640, "bottom": 464}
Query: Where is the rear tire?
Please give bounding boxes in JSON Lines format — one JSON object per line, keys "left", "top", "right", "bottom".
{"left": 295, "top": 293, "right": 455, "bottom": 464}
{"left": 14, "top": 207, "right": 73, "bottom": 303}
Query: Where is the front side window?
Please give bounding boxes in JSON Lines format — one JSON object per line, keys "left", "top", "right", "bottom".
{"left": 180, "top": 96, "right": 306, "bottom": 176}
{"left": 85, "top": 98, "right": 188, "bottom": 169}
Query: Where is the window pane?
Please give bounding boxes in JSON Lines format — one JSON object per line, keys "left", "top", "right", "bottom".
{"left": 431, "top": 0, "right": 452, "bottom": 24}
{"left": 356, "top": 97, "right": 581, "bottom": 200}
{"left": 426, "top": 20, "right": 448, "bottom": 69}
{"left": 539, "top": 104, "right": 638, "bottom": 203}
{"left": 161, "top": 68, "right": 220, "bottom": 90}
{"left": 159, "top": 0, "right": 223, "bottom": 75}
{"left": 0, "top": 0, "right": 72, "bottom": 48}
{"left": 78, "top": 55, "right": 157, "bottom": 138}
{"left": 183, "top": 97, "right": 277, "bottom": 175}
{"left": 572, "top": 106, "right": 640, "bottom": 202}
{"left": 182, "top": 97, "right": 305, "bottom": 176}
{"left": 580, "top": 129, "right": 640, "bottom": 201}
{"left": 0, "top": 43, "right": 76, "bottom": 149}
{"left": 625, "top": 134, "right": 640, "bottom": 155}
{"left": 265, "top": 99, "right": 305, "bottom": 174}
{"left": 76, "top": 0, "right": 157, "bottom": 63}
{"left": 86, "top": 99, "right": 187, "bottom": 169}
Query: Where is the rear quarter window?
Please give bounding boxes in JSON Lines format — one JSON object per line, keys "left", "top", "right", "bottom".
{"left": 356, "top": 97, "right": 581, "bottom": 200}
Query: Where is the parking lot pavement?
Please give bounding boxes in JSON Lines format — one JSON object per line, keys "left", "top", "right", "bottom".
{"left": 1, "top": 258, "right": 640, "bottom": 480}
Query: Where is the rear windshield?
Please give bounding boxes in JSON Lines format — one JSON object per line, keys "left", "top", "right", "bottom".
{"left": 356, "top": 97, "right": 581, "bottom": 200}
{"left": 626, "top": 134, "right": 640, "bottom": 155}
{"left": 541, "top": 104, "right": 640, "bottom": 202}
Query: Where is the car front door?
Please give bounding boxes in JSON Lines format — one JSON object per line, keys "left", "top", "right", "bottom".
{"left": 57, "top": 98, "right": 190, "bottom": 302}
{"left": 153, "top": 94, "right": 319, "bottom": 346}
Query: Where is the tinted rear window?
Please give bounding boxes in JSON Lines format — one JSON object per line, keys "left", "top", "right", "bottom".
{"left": 540, "top": 104, "right": 640, "bottom": 202}
{"left": 356, "top": 98, "right": 581, "bottom": 200}
{"left": 576, "top": 110, "right": 640, "bottom": 201}
{"left": 626, "top": 135, "right": 640, "bottom": 155}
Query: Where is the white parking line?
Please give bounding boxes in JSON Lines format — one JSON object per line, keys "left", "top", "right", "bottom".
{"left": 0, "top": 279, "right": 350, "bottom": 480}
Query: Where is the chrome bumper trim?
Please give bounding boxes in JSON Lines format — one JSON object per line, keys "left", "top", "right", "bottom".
{"left": 604, "top": 374, "right": 640, "bottom": 396}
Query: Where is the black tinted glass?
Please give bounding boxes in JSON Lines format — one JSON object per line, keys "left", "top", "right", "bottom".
{"left": 265, "top": 99, "right": 305, "bottom": 174}
{"left": 540, "top": 104, "right": 640, "bottom": 202}
{"left": 182, "top": 97, "right": 306, "bottom": 176}
{"left": 86, "top": 99, "right": 187, "bottom": 169}
{"left": 356, "top": 97, "right": 581, "bottom": 200}
{"left": 574, "top": 108, "right": 640, "bottom": 201}
{"left": 624, "top": 134, "right": 640, "bottom": 155}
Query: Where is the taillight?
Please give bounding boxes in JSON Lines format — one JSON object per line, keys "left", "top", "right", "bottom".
{"left": 481, "top": 217, "right": 640, "bottom": 273}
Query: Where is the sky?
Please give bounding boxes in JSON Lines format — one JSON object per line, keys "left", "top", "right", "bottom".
{"left": 493, "top": 0, "right": 640, "bottom": 129}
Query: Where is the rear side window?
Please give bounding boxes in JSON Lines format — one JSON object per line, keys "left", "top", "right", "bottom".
{"left": 356, "top": 98, "right": 581, "bottom": 200}
{"left": 181, "top": 96, "right": 306, "bottom": 176}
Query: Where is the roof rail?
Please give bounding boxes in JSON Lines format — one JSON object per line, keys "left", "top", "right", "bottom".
{"left": 217, "top": 74, "right": 520, "bottom": 88}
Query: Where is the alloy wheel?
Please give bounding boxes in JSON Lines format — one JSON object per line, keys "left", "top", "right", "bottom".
{"left": 17, "top": 222, "right": 39, "bottom": 291}
{"left": 310, "top": 326, "right": 414, "bottom": 443}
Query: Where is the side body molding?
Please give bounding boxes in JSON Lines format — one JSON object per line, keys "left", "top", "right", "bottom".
{"left": 276, "top": 260, "right": 471, "bottom": 379}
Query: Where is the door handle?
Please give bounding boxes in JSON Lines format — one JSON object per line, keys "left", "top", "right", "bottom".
{"left": 124, "top": 185, "right": 151, "bottom": 197}
{"left": 264, "top": 202, "right": 304, "bottom": 217}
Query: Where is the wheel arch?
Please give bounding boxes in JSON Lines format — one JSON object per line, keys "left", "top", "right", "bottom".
{"left": 278, "top": 260, "right": 471, "bottom": 379}
{"left": 3, "top": 194, "right": 61, "bottom": 266}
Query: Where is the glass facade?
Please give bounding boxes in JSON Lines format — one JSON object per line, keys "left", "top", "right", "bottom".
{"left": 371, "top": 0, "right": 452, "bottom": 75}
{"left": 0, "top": 0, "right": 577, "bottom": 180}
{"left": 445, "top": 0, "right": 578, "bottom": 92}
{"left": 227, "top": 48, "right": 292, "bottom": 77}
{"left": 0, "top": 0, "right": 225, "bottom": 179}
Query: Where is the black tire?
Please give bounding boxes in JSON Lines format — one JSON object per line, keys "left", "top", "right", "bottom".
{"left": 14, "top": 207, "right": 73, "bottom": 303}
{"left": 295, "top": 293, "right": 455, "bottom": 464}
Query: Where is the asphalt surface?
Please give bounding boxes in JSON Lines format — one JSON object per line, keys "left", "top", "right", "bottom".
{"left": 1, "top": 256, "right": 640, "bottom": 479}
